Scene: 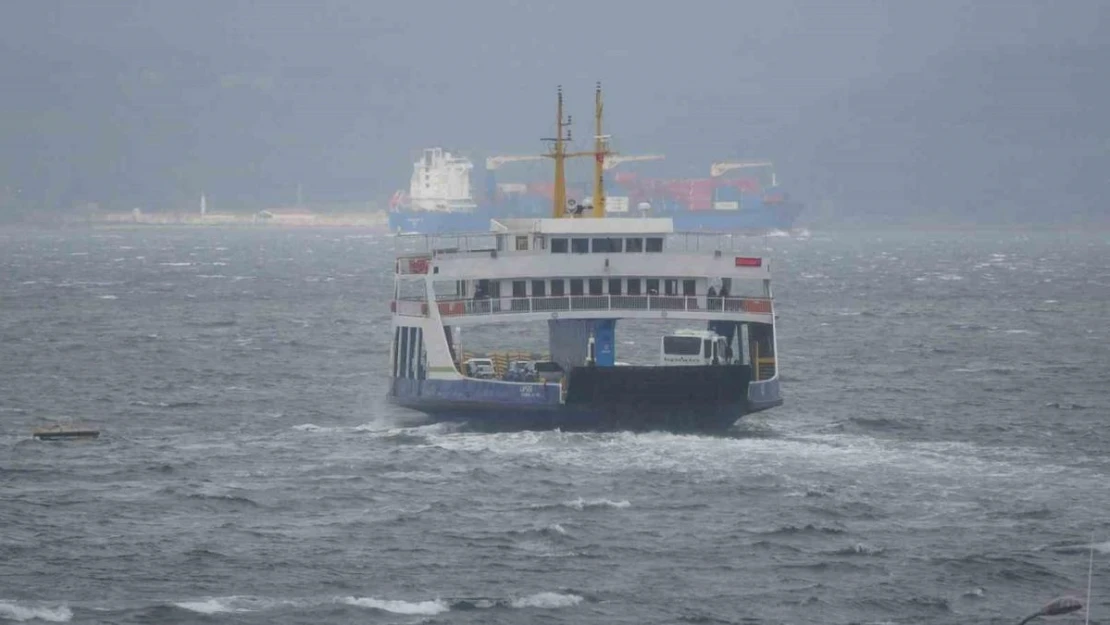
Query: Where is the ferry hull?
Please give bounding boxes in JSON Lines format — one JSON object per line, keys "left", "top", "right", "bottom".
{"left": 389, "top": 364, "right": 781, "bottom": 432}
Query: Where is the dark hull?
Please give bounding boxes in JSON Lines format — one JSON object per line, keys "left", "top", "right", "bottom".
{"left": 389, "top": 364, "right": 781, "bottom": 432}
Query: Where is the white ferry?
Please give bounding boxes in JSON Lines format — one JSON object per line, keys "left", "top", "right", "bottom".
{"left": 387, "top": 84, "right": 782, "bottom": 431}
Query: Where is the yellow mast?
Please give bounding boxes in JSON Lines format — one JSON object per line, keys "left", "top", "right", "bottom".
{"left": 591, "top": 81, "right": 610, "bottom": 218}
{"left": 543, "top": 82, "right": 613, "bottom": 219}
{"left": 543, "top": 86, "right": 572, "bottom": 218}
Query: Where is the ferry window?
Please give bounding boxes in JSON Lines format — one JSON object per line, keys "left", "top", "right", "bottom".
{"left": 515, "top": 236, "right": 528, "bottom": 251}
{"left": 497, "top": 235, "right": 505, "bottom": 252}
{"left": 683, "top": 279, "right": 696, "bottom": 296}
{"left": 570, "top": 279, "right": 584, "bottom": 295}
{"left": 625, "top": 237, "right": 643, "bottom": 252}
{"left": 512, "top": 280, "right": 526, "bottom": 297}
{"left": 551, "top": 280, "right": 565, "bottom": 296}
{"left": 665, "top": 279, "right": 678, "bottom": 296}
{"left": 484, "top": 280, "right": 501, "bottom": 298}
{"left": 627, "top": 279, "right": 641, "bottom": 295}
{"left": 663, "top": 336, "right": 701, "bottom": 355}
{"left": 591, "top": 238, "right": 623, "bottom": 253}
{"left": 531, "top": 280, "right": 546, "bottom": 297}
{"left": 571, "top": 238, "right": 589, "bottom": 254}
{"left": 703, "top": 339, "right": 712, "bottom": 357}
{"left": 608, "top": 278, "right": 622, "bottom": 295}
{"left": 533, "top": 235, "right": 546, "bottom": 250}
{"left": 646, "top": 279, "right": 660, "bottom": 295}
{"left": 588, "top": 278, "right": 603, "bottom": 295}
{"left": 551, "top": 238, "right": 568, "bottom": 253}
{"left": 646, "top": 237, "right": 663, "bottom": 252}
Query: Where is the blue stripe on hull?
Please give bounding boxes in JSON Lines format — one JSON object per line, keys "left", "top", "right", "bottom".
{"left": 390, "top": 377, "right": 562, "bottom": 410}
{"left": 389, "top": 377, "right": 754, "bottom": 432}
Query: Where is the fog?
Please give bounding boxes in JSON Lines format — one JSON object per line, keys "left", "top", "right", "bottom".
{"left": 1, "top": 0, "right": 1106, "bottom": 226}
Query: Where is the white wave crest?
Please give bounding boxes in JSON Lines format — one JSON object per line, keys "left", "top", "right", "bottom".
{"left": 173, "top": 598, "right": 252, "bottom": 614}
{"left": 342, "top": 597, "right": 449, "bottom": 615}
{"left": 0, "top": 602, "right": 73, "bottom": 622}
{"left": 561, "top": 497, "right": 630, "bottom": 510}
{"left": 510, "top": 592, "right": 584, "bottom": 609}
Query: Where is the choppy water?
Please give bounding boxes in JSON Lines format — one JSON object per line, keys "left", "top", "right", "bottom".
{"left": 1, "top": 226, "right": 1108, "bottom": 625}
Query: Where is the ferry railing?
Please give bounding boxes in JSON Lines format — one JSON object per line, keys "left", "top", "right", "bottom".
{"left": 393, "top": 231, "right": 766, "bottom": 259}
{"left": 393, "top": 295, "right": 773, "bottom": 318}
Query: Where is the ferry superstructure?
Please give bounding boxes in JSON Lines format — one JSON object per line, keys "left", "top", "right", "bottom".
{"left": 387, "top": 84, "right": 783, "bottom": 431}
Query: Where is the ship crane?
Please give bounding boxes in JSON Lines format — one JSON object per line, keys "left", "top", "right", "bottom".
{"left": 710, "top": 161, "right": 774, "bottom": 176}
{"left": 485, "top": 155, "right": 546, "bottom": 170}
{"left": 603, "top": 154, "right": 664, "bottom": 170}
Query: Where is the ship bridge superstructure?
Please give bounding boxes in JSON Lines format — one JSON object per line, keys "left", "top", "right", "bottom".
{"left": 392, "top": 217, "right": 774, "bottom": 328}
{"left": 407, "top": 148, "right": 477, "bottom": 213}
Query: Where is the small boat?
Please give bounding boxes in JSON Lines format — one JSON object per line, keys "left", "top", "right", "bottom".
{"left": 32, "top": 423, "right": 101, "bottom": 440}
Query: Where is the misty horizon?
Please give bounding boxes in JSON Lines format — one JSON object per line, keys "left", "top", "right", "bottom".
{"left": 1, "top": 0, "right": 1107, "bottom": 227}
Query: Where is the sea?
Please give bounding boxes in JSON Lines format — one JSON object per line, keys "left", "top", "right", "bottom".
{"left": 1, "top": 225, "right": 1107, "bottom": 625}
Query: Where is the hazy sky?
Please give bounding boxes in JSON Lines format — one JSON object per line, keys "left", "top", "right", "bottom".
{"left": 1, "top": 0, "right": 1107, "bottom": 224}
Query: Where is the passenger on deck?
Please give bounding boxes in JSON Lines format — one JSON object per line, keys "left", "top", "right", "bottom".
{"left": 707, "top": 285, "right": 719, "bottom": 311}
{"left": 725, "top": 343, "right": 734, "bottom": 364}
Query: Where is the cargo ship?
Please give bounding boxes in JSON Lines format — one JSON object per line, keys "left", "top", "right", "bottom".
{"left": 387, "top": 149, "right": 804, "bottom": 234}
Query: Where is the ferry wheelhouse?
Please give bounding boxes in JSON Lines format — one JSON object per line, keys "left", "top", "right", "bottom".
{"left": 387, "top": 84, "right": 782, "bottom": 431}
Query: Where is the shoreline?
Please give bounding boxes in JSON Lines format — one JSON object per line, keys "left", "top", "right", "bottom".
{"left": 22, "top": 210, "right": 393, "bottom": 233}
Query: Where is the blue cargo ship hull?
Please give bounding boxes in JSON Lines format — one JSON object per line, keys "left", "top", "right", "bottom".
{"left": 389, "top": 201, "right": 803, "bottom": 234}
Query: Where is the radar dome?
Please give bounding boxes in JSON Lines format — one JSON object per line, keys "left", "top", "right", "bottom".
{"left": 637, "top": 201, "right": 652, "bottom": 212}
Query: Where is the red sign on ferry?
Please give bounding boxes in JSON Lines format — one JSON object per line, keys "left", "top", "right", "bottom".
{"left": 734, "top": 257, "right": 762, "bottom": 267}
{"left": 407, "top": 257, "right": 430, "bottom": 274}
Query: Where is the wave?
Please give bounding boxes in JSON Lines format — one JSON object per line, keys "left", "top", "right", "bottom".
{"left": 165, "top": 591, "right": 585, "bottom": 616}
{"left": 341, "top": 596, "right": 448, "bottom": 615}
{"left": 0, "top": 601, "right": 72, "bottom": 622}
{"left": 531, "top": 497, "right": 631, "bottom": 511}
